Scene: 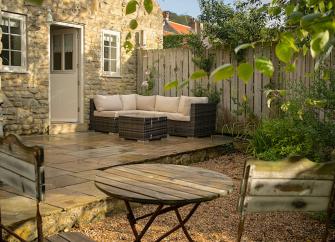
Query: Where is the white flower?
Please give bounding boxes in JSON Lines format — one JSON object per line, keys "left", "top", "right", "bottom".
{"left": 141, "top": 81, "right": 149, "bottom": 87}
{"left": 145, "top": 70, "right": 150, "bottom": 76}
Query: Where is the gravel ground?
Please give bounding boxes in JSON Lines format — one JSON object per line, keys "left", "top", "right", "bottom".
{"left": 75, "top": 152, "right": 335, "bottom": 242}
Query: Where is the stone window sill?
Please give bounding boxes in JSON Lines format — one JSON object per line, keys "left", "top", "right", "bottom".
{"left": 0, "top": 69, "right": 30, "bottom": 74}
{"left": 101, "top": 74, "right": 122, "bottom": 78}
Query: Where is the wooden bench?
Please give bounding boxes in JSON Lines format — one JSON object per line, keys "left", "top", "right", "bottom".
{"left": 0, "top": 134, "right": 95, "bottom": 242}
{"left": 237, "top": 158, "right": 335, "bottom": 242}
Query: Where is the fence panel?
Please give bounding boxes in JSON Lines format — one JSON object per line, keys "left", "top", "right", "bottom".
{"left": 137, "top": 46, "right": 330, "bottom": 126}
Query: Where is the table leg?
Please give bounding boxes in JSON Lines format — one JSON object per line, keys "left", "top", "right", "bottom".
{"left": 124, "top": 201, "right": 200, "bottom": 242}
{"left": 154, "top": 203, "right": 200, "bottom": 242}
{"left": 124, "top": 201, "right": 163, "bottom": 242}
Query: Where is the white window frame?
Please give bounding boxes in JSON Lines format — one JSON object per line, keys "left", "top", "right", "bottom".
{"left": 0, "top": 11, "right": 27, "bottom": 73}
{"left": 101, "top": 30, "right": 121, "bottom": 77}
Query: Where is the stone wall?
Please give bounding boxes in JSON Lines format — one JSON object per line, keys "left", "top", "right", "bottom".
{"left": 1, "top": 0, "right": 163, "bottom": 135}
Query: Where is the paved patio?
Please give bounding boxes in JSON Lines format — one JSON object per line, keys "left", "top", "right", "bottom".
{"left": 0, "top": 132, "right": 233, "bottom": 240}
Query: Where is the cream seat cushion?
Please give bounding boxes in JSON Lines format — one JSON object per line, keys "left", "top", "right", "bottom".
{"left": 178, "top": 96, "right": 208, "bottom": 116}
{"left": 155, "top": 95, "right": 180, "bottom": 113}
{"left": 121, "top": 94, "right": 137, "bottom": 110}
{"left": 136, "top": 95, "right": 156, "bottom": 111}
{"left": 93, "top": 95, "right": 122, "bottom": 111}
{"left": 94, "top": 110, "right": 155, "bottom": 118}
{"left": 158, "top": 112, "right": 190, "bottom": 122}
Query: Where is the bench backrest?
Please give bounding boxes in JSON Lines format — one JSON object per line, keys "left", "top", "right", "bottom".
{"left": 0, "top": 134, "right": 45, "bottom": 242}
{"left": 238, "top": 158, "right": 335, "bottom": 213}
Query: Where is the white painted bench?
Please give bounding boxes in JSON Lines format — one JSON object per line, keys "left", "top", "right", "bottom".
{"left": 0, "top": 134, "right": 94, "bottom": 242}
{"left": 237, "top": 158, "right": 335, "bottom": 242}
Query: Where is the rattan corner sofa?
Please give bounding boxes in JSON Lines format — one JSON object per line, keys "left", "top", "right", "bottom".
{"left": 89, "top": 94, "right": 216, "bottom": 137}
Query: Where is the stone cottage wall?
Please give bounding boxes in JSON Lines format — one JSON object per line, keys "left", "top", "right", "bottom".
{"left": 1, "top": 0, "right": 163, "bottom": 135}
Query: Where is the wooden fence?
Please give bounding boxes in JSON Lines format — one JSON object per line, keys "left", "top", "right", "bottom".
{"left": 137, "top": 44, "right": 334, "bottom": 129}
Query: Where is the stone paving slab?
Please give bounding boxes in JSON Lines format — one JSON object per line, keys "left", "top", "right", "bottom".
{"left": 0, "top": 132, "right": 233, "bottom": 240}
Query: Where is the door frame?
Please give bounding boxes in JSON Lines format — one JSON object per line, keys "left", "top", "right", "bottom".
{"left": 48, "top": 21, "right": 84, "bottom": 125}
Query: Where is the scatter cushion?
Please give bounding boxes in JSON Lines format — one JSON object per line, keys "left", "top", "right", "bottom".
{"left": 121, "top": 94, "right": 137, "bottom": 110}
{"left": 178, "top": 96, "right": 208, "bottom": 116}
{"left": 136, "top": 95, "right": 156, "bottom": 111}
{"left": 93, "top": 95, "right": 122, "bottom": 111}
{"left": 155, "top": 95, "right": 180, "bottom": 113}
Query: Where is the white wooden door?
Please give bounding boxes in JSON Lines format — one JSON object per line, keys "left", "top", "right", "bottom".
{"left": 50, "top": 28, "right": 79, "bottom": 122}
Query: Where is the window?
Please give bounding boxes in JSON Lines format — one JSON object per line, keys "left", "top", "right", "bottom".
{"left": 0, "top": 12, "right": 27, "bottom": 72}
{"left": 102, "top": 30, "right": 120, "bottom": 77}
{"left": 51, "top": 30, "right": 76, "bottom": 72}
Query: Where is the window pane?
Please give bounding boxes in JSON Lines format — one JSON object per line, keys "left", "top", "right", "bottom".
{"left": 10, "top": 19, "right": 21, "bottom": 35}
{"left": 11, "top": 35, "right": 21, "bottom": 50}
{"left": 2, "top": 34, "right": 9, "bottom": 49}
{"left": 104, "top": 35, "right": 110, "bottom": 46}
{"left": 110, "top": 35, "right": 117, "bottom": 47}
{"left": 104, "top": 47, "right": 110, "bottom": 58}
{"left": 53, "top": 53, "right": 62, "bottom": 70}
{"left": 53, "top": 35, "right": 62, "bottom": 70}
{"left": 111, "top": 47, "right": 116, "bottom": 59}
{"left": 1, "top": 17, "right": 9, "bottom": 33}
{"left": 65, "top": 52, "right": 73, "bottom": 70}
{"left": 111, "top": 60, "right": 116, "bottom": 72}
{"left": 53, "top": 35, "right": 62, "bottom": 52}
{"left": 11, "top": 51, "right": 21, "bottom": 66}
{"left": 64, "top": 34, "right": 73, "bottom": 70}
{"left": 1, "top": 50, "right": 9, "bottom": 65}
{"left": 104, "top": 60, "right": 110, "bottom": 71}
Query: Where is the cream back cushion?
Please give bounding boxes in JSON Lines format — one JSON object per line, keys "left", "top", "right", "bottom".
{"left": 155, "top": 95, "right": 180, "bottom": 113}
{"left": 178, "top": 96, "right": 208, "bottom": 116}
{"left": 136, "top": 95, "right": 156, "bottom": 111}
{"left": 121, "top": 94, "right": 137, "bottom": 110}
{"left": 93, "top": 95, "right": 122, "bottom": 111}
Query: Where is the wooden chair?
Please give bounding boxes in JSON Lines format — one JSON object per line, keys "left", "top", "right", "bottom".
{"left": 0, "top": 134, "right": 95, "bottom": 242}
{"left": 237, "top": 158, "right": 335, "bottom": 242}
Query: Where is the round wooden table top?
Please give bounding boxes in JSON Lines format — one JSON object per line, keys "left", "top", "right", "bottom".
{"left": 95, "top": 163, "right": 233, "bottom": 205}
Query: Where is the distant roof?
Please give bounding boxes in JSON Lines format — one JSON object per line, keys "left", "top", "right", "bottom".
{"left": 164, "top": 20, "right": 192, "bottom": 36}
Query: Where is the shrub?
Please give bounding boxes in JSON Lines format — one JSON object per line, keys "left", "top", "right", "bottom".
{"left": 250, "top": 70, "right": 335, "bottom": 162}
{"left": 250, "top": 117, "right": 335, "bottom": 162}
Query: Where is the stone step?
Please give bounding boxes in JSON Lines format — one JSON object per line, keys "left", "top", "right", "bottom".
{"left": 49, "top": 123, "right": 88, "bottom": 135}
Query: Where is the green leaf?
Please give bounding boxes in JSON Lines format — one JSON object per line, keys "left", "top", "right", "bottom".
{"left": 301, "top": 13, "right": 322, "bottom": 29}
{"left": 280, "top": 33, "right": 299, "bottom": 52}
{"left": 275, "top": 42, "right": 294, "bottom": 64}
{"left": 255, "top": 57, "right": 274, "bottom": 77}
{"left": 237, "top": 63, "right": 253, "bottom": 84}
{"left": 327, "top": 1, "right": 333, "bottom": 10}
{"left": 210, "top": 64, "right": 234, "bottom": 82}
{"left": 178, "top": 80, "right": 189, "bottom": 89}
{"left": 310, "top": 30, "right": 329, "bottom": 58}
{"left": 126, "top": 0, "right": 138, "bottom": 15}
{"left": 319, "top": 1, "right": 325, "bottom": 12}
{"left": 126, "top": 32, "right": 132, "bottom": 40}
{"left": 234, "top": 43, "right": 254, "bottom": 54}
{"left": 164, "top": 80, "right": 179, "bottom": 91}
{"left": 144, "top": 0, "right": 154, "bottom": 14}
{"left": 285, "top": 63, "right": 296, "bottom": 72}
{"left": 287, "top": 11, "right": 303, "bottom": 25}
{"left": 129, "top": 19, "right": 138, "bottom": 30}
{"left": 123, "top": 40, "right": 134, "bottom": 53}
{"left": 190, "top": 70, "right": 208, "bottom": 80}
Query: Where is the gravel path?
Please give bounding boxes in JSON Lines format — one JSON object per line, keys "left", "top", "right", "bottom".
{"left": 75, "top": 152, "right": 335, "bottom": 241}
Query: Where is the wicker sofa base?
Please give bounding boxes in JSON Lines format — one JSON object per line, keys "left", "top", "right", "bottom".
{"left": 90, "top": 116, "right": 119, "bottom": 133}
{"left": 89, "top": 99, "right": 216, "bottom": 137}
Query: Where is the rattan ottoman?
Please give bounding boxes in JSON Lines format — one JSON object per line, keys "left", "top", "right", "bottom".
{"left": 119, "top": 114, "right": 167, "bottom": 141}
